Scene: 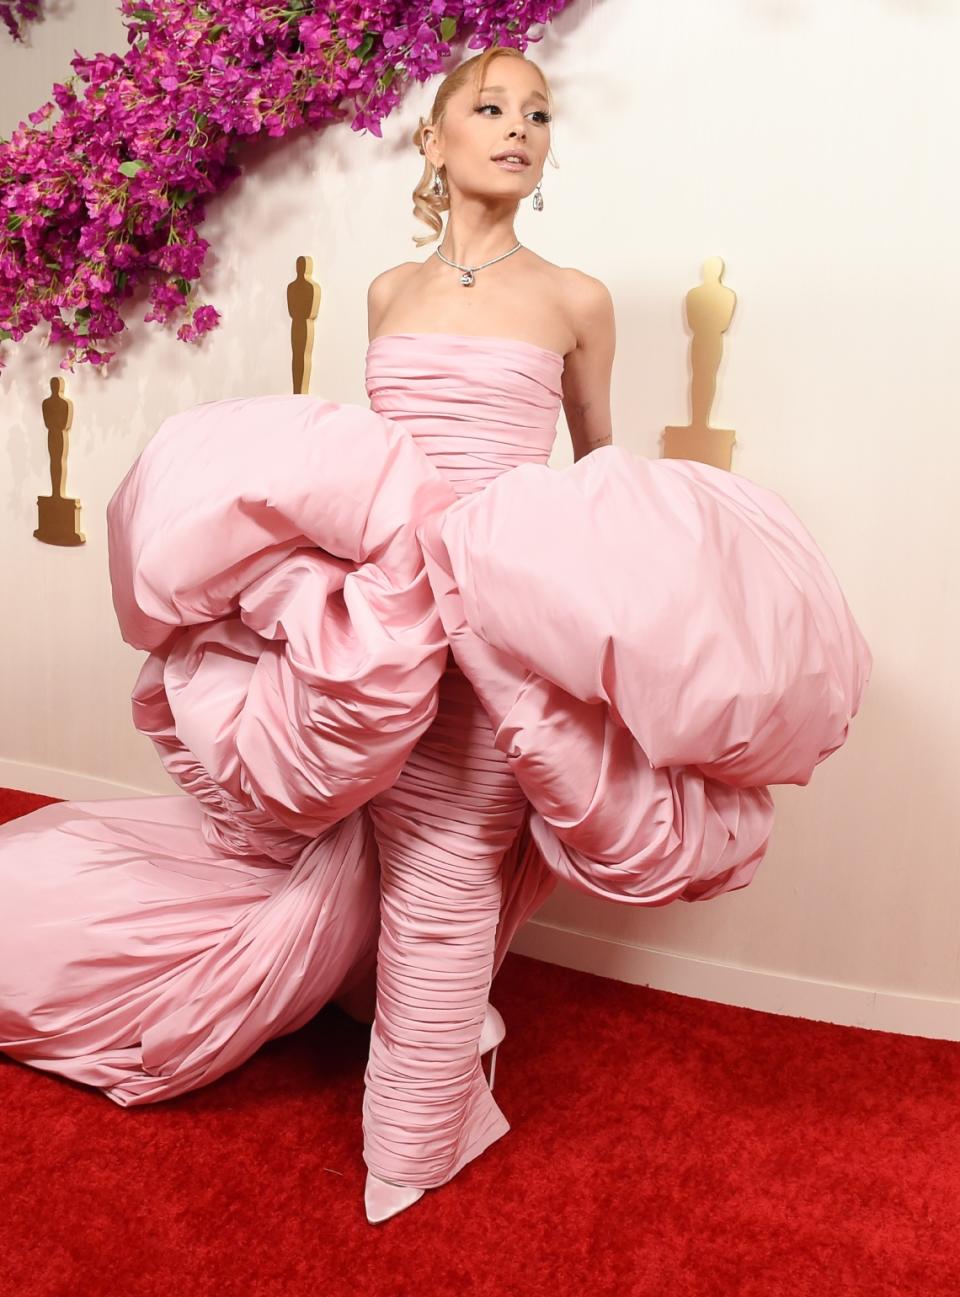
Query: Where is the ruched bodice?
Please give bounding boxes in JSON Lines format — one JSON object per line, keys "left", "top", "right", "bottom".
{"left": 365, "top": 331, "right": 564, "bottom": 497}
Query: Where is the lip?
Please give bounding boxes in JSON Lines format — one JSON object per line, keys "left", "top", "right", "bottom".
{"left": 491, "top": 148, "right": 530, "bottom": 166}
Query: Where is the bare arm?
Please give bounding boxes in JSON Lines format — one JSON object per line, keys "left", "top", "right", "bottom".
{"left": 561, "top": 273, "right": 616, "bottom": 463}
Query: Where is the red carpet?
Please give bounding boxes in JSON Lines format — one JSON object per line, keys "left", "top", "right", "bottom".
{"left": 2, "top": 789, "right": 958, "bottom": 1296}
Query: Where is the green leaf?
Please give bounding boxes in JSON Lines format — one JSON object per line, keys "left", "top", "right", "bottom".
{"left": 130, "top": 8, "right": 157, "bottom": 19}
{"left": 118, "top": 159, "right": 149, "bottom": 178}
{"left": 174, "top": 277, "right": 191, "bottom": 296}
{"left": 440, "top": 16, "right": 457, "bottom": 41}
{"left": 0, "top": 328, "right": 12, "bottom": 341}
{"left": 356, "top": 31, "right": 377, "bottom": 60}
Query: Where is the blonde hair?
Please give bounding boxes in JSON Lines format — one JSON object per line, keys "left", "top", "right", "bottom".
{"left": 410, "top": 45, "right": 554, "bottom": 248}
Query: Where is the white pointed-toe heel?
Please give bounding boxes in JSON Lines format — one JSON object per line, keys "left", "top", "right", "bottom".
{"left": 363, "top": 1002, "right": 507, "bottom": 1223}
{"left": 364, "top": 1171, "right": 425, "bottom": 1224}
{"left": 479, "top": 1001, "right": 506, "bottom": 1091}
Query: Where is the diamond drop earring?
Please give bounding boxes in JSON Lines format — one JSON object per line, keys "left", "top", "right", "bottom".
{"left": 532, "top": 181, "right": 543, "bottom": 211}
{"left": 433, "top": 168, "right": 444, "bottom": 196}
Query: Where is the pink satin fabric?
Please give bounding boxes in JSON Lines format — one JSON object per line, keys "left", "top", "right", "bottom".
{"left": 362, "top": 651, "right": 530, "bottom": 1186}
{"left": 0, "top": 332, "right": 872, "bottom": 1190}
{"left": 360, "top": 334, "right": 561, "bottom": 1185}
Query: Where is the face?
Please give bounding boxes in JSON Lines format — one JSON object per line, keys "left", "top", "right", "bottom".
{"left": 425, "top": 56, "right": 552, "bottom": 200}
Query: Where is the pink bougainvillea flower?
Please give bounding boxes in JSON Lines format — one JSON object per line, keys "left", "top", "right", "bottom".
{"left": 1, "top": 0, "right": 42, "bottom": 44}
{"left": 0, "top": 0, "right": 569, "bottom": 375}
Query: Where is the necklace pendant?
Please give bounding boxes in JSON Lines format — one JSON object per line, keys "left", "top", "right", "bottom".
{"left": 460, "top": 269, "right": 475, "bottom": 287}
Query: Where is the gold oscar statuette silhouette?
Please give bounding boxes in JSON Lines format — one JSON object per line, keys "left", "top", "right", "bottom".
{"left": 34, "top": 376, "right": 85, "bottom": 547}
{"left": 661, "top": 256, "right": 737, "bottom": 471}
{"left": 287, "top": 255, "right": 321, "bottom": 394}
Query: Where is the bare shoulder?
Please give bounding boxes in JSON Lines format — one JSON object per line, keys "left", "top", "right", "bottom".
{"left": 526, "top": 254, "right": 615, "bottom": 352}
{"left": 560, "top": 267, "right": 616, "bottom": 348}
{"left": 367, "top": 261, "right": 421, "bottom": 336}
{"left": 367, "top": 260, "right": 420, "bottom": 294}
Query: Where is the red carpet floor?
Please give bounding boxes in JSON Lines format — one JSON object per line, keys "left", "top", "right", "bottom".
{"left": 2, "top": 790, "right": 959, "bottom": 1297}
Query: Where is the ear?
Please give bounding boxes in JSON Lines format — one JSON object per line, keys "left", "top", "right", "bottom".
{"left": 423, "top": 131, "right": 442, "bottom": 171}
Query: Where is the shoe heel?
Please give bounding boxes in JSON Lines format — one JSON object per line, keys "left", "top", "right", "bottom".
{"left": 479, "top": 1003, "right": 506, "bottom": 1092}
{"left": 487, "top": 1042, "right": 499, "bottom": 1092}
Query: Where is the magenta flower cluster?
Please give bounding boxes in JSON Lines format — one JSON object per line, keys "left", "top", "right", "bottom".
{"left": 0, "top": 0, "right": 568, "bottom": 374}
{"left": 1, "top": 1, "right": 42, "bottom": 44}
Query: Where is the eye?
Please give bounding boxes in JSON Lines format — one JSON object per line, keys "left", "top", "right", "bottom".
{"left": 475, "top": 103, "right": 552, "bottom": 124}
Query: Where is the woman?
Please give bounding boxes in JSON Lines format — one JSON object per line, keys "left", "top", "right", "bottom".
{"left": 358, "top": 44, "right": 616, "bottom": 1221}
{"left": 0, "top": 44, "right": 871, "bottom": 1227}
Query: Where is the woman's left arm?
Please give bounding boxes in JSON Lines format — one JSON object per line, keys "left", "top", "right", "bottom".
{"left": 561, "top": 272, "right": 616, "bottom": 463}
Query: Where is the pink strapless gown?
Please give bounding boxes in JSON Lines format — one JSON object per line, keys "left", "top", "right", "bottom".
{"left": 0, "top": 333, "right": 872, "bottom": 1187}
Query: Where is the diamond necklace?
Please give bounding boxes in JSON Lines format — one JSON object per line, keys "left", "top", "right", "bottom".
{"left": 435, "top": 240, "right": 523, "bottom": 287}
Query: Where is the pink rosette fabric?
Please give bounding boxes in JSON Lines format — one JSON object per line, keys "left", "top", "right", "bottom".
{"left": 0, "top": 332, "right": 871, "bottom": 1185}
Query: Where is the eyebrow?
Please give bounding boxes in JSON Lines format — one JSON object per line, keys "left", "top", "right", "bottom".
{"left": 479, "top": 85, "right": 549, "bottom": 105}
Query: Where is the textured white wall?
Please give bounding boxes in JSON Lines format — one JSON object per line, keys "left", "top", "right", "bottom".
{"left": 1, "top": 1, "right": 956, "bottom": 1030}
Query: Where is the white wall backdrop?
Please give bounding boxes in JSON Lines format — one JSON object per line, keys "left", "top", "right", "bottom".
{"left": 2, "top": 0, "right": 957, "bottom": 1036}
